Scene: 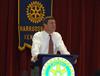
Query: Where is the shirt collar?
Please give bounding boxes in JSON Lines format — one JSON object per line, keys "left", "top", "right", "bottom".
{"left": 43, "top": 31, "right": 54, "bottom": 36}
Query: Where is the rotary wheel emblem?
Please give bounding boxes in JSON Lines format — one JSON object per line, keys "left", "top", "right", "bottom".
{"left": 42, "top": 57, "right": 75, "bottom": 76}
{"left": 26, "top": 1, "right": 45, "bottom": 23}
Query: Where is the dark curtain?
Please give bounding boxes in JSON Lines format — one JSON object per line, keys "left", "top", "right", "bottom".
{"left": 0, "top": 0, "right": 100, "bottom": 76}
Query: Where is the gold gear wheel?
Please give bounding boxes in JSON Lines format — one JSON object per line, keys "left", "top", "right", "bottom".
{"left": 26, "top": 1, "right": 45, "bottom": 23}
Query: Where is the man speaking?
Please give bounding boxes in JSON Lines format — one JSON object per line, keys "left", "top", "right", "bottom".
{"left": 31, "top": 17, "right": 70, "bottom": 76}
{"left": 31, "top": 16, "right": 70, "bottom": 62}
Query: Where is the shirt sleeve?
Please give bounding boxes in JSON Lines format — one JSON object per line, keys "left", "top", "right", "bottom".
{"left": 31, "top": 32, "right": 41, "bottom": 56}
{"left": 54, "top": 32, "right": 70, "bottom": 55}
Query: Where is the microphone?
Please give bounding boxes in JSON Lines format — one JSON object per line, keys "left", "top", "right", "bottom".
{"left": 57, "top": 51, "right": 61, "bottom": 55}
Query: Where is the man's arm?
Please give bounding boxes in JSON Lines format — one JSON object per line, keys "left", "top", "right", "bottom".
{"left": 31, "top": 32, "right": 41, "bottom": 62}
{"left": 54, "top": 32, "right": 70, "bottom": 55}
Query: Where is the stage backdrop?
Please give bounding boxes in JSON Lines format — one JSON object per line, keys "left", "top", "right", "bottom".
{"left": 0, "top": 0, "right": 100, "bottom": 76}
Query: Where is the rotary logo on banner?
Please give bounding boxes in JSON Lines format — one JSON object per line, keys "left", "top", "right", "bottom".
{"left": 18, "top": 0, "right": 53, "bottom": 51}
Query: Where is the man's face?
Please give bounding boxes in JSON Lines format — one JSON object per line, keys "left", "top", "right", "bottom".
{"left": 44, "top": 19, "right": 56, "bottom": 33}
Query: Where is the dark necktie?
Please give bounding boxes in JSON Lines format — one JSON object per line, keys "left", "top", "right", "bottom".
{"left": 48, "top": 35, "right": 53, "bottom": 54}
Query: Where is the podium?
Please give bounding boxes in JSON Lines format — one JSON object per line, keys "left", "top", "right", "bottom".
{"left": 31, "top": 54, "right": 78, "bottom": 76}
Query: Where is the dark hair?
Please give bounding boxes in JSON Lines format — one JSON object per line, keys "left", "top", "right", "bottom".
{"left": 43, "top": 16, "right": 55, "bottom": 25}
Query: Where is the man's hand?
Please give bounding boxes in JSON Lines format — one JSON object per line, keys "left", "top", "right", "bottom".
{"left": 31, "top": 55, "right": 38, "bottom": 62}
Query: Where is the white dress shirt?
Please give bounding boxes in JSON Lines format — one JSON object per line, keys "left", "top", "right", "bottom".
{"left": 31, "top": 31, "right": 70, "bottom": 56}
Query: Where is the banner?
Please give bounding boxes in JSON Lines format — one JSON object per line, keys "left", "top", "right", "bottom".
{"left": 18, "top": 0, "right": 53, "bottom": 51}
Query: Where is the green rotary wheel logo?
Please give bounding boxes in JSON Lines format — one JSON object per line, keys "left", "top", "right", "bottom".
{"left": 26, "top": 1, "right": 45, "bottom": 23}
{"left": 42, "top": 57, "right": 75, "bottom": 76}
